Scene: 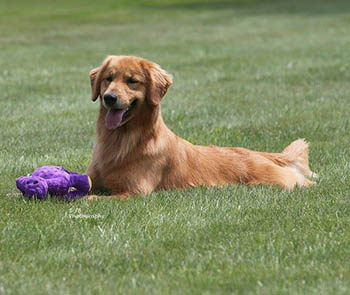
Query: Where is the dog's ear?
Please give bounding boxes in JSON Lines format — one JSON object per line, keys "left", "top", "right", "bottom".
{"left": 89, "top": 56, "right": 113, "bottom": 101}
{"left": 146, "top": 62, "right": 172, "bottom": 106}
{"left": 89, "top": 67, "right": 101, "bottom": 101}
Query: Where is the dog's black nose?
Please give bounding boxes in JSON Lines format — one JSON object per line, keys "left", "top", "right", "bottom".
{"left": 104, "top": 93, "right": 118, "bottom": 107}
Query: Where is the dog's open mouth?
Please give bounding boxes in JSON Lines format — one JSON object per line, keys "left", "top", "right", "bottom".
{"left": 105, "top": 100, "right": 137, "bottom": 130}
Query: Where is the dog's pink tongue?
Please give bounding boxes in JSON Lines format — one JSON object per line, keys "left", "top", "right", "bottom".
{"left": 105, "top": 109, "right": 126, "bottom": 130}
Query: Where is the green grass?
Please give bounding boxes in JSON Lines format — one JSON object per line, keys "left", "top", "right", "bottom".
{"left": 1, "top": 0, "right": 350, "bottom": 294}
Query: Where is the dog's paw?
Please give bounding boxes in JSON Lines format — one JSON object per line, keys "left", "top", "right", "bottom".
{"left": 310, "top": 172, "right": 318, "bottom": 179}
{"left": 87, "top": 195, "right": 100, "bottom": 201}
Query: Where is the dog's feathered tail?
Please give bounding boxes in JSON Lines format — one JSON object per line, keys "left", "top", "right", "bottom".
{"left": 282, "top": 139, "right": 315, "bottom": 177}
{"left": 260, "top": 138, "right": 317, "bottom": 182}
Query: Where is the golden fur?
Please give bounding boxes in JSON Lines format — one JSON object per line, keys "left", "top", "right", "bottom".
{"left": 86, "top": 55, "right": 316, "bottom": 199}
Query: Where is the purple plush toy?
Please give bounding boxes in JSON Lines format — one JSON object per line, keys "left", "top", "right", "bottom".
{"left": 16, "top": 166, "right": 92, "bottom": 201}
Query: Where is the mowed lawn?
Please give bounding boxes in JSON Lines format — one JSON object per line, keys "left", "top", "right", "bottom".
{"left": 1, "top": 0, "right": 350, "bottom": 294}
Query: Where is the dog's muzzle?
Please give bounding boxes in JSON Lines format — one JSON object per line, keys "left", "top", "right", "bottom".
{"left": 103, "top": 93, "right": 119, "bottom": 108}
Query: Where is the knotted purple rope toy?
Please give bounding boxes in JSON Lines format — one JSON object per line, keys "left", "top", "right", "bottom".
{"left": 16, "top": 166, "right": 92, "bottom": 201}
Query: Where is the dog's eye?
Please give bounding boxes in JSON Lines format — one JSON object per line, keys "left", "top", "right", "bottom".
{"left": 106, "top": 76, "right": 113, "bottom": 82}
{"left": 127, "top": 77, "right": 138, "bottom": 84}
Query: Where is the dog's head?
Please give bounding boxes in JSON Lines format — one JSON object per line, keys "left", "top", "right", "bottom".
{"left": 89, "top": 55, "right": 172, "bottom": 130}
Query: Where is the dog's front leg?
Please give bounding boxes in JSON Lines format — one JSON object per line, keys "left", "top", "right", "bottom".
{"left": 86, "top": 164, "right": 105, "bottom": 192}
{"left": 87, "top": 192, "right": 131, "bottom": 201}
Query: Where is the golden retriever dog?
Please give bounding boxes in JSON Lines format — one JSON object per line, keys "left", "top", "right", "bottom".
{"left": 86, "top": 55, "right": 316, "bottom": 199}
